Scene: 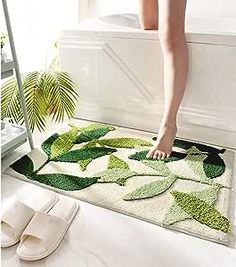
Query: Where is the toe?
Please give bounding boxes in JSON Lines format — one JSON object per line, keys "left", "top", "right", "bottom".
{"left": 146, "top": 149, "right": 154, "bottom": 159}
{"left": 160, "top": 152, "right": 166, "bottom": 160}
{"left": 153, "top": 150, "right": 159, "bottom": 159}
{"left": 157, "top": 151, "right": 162, "bottom": 160}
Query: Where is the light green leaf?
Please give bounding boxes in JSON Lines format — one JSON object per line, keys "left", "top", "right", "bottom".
{"left": 95, "top": 168, "right": 136, "bottom": 186}
{"left": 141, "top": 160, "right": 171, "bottom": 176}
{"left": 41, "top": 133, "right": 59, "bottom": 156}
{"left": 163, "top": 184, "right": 221, "bottom": 226}
{"left": 170, "top": 190, "right": 230, "bottom": 233}
{"left": 97, "top": 137, "right": 152, "bottom": 148}
{"left": 78, "top": 159, "right": 92, "bottom": 171}
{"left": 184, "top": 148, "right": 213, "bottom": 184}
{"left": 75, "top": 127, "right": 113, "bottom": 144}
{"left": 50, "top": 127, "right": 79, "bottom": 159}
{"left": 123, "top": 175, "right": 177, "bottom": 200}
{"left": 78, "top": 123, "right": 115, "bottom": 132}
{"left": 107, "top": 154, "right": 130, "bottom": 170}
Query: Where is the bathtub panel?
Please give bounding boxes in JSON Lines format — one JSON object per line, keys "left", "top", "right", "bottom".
{"left": 59, "top": 41, "right": 148, "bottom": 108}
{"left": 59, "top": 17, "right": 236, "bottom": 149}
{"left": 182, "top": 43, "right": 236, "bottom": 131}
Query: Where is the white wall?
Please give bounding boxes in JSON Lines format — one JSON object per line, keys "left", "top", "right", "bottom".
{"left": 1, "top": 0, "right": 79, "bottom": 73}
{"left": 87, "top": 0, "right": 236, "bottom": 19}
{"left": 1, "top": 0, "right": 235, "bottom": 73}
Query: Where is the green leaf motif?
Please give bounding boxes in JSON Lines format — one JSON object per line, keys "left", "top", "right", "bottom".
{"left": 128, "top": 150, "right": 187, "bottom": 163}
{"left": 77, "top": 143, "right": 121, "bottom": 172}
{"left": 140, "top": 160, "right": 171, "bottom": 176}
{"left": 97, "top": 138, "right": 152, "bottom": 149}
{"left": 170, "top": 190, "right": 230, "bottom": 233}
{"left": 78, "top": 159, "right": 92, "bottom": 171}
{"left": 184, "top": 151, "right": 213, "bottom": 184}
{"left": 52, "top": 147, "right": 116, "bottom": 162}
{"left": 183, "top": 145, "right": 225, "bottom": 182}
{"left": 174, "top": 139, "right": 226, "bottom": 155}
{"left": 31, "top": 173, "right": 98, "bottom": 191}
{"left": 10, "top": 155, "right": 34, "bottom": 176}
{"left": 203, "top": 154, "right": 225, "bottom": 179}
{"left": 95, "top": 168, "right": 136, "bottom": 186}
{"left": 123, "top": 175, "right": 177, "bottom": 201}
{"left": 75, "top": 127, "right": 114, "bottom": 144}
{"left": 107, "top": 154, "right": 130, "bottom": 170}
{"left": 78, "top": 123, "right": 115, "bottom": 132}
{"left": 50, "top": 127, "right": 79, "bottom": 159}
{"left": 41, "top": 133, "right": 59, "bottom": 156}
{"left": 163, "top": 185, "right": 221, "bottom": 226}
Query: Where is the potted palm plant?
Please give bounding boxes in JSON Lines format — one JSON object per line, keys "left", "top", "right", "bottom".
{"left": 1, "top": 33, "right": 8, "bottom": 62}
{"left": 1, "top": 42, "right": 79, "bottom": 132}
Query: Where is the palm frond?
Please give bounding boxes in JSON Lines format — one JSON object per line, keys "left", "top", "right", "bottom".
{"left": 44, "top": 71, "right": 79, "bottom": 123}
{"left": 1, "top": 67, "right": 78, "bottom": 132}
{"left": 1, "top": 77, "right": 23, "bottom": 123}
{"left": 23, "top": 72, "right": 48, "bottom": 132}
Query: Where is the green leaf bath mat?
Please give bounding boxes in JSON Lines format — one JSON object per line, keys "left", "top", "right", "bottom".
{"left": 4, "top": 119, "right": 235, "bottom": 245}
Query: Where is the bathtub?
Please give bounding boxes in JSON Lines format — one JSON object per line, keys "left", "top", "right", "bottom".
{"left": 58, "top": 14, "right": 236, "bottom": 149}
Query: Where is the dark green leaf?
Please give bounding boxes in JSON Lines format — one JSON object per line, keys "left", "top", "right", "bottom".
{"left": 203, "top": 154, "right": 225, "bottom": 178}
{"left": 52, "top": 147, "right": 116, "bottom": 162}
{"left": 174, "top": 139, "right": 226, "bottom": 154}
{"left": 128, "top": 150, "right": 187, "bottom": 162}
{"left": 10, "top": 155, "right": 34, "bottom": 176}
{"left": 30, "top": 173, "right": 98, "bottom": 191}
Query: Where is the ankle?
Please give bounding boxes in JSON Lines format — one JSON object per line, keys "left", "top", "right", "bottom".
{"left": 160, "top": 118, "right": 177, "bottom": 130}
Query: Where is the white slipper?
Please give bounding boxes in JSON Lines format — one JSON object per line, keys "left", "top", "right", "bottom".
{"left": 1, "top": 191, "right": 58, "bottom": 248}
{"left": 16, "top": 197, "right": 79, "bottom": 261}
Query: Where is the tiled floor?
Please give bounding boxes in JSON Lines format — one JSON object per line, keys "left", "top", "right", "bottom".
{"left": 1, "top": 119, "right": 236, "bottom": 267}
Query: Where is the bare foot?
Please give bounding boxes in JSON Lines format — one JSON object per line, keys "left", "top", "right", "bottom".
{"left": 146, "top": 123, "right": 177, "bottom": 160}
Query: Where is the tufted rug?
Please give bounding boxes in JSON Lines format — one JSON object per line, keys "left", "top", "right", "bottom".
{"left": 4, "top": 120, "right": 234, "bottom": 245}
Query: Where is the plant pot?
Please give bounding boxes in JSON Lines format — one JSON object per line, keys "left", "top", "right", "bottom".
{"left": 1, "top": 51, "right": 7, "bottom": 63}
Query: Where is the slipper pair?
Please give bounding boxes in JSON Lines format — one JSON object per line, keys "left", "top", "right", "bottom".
{"left": 1, "top": 190, "right": 79, "bottom": 261}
